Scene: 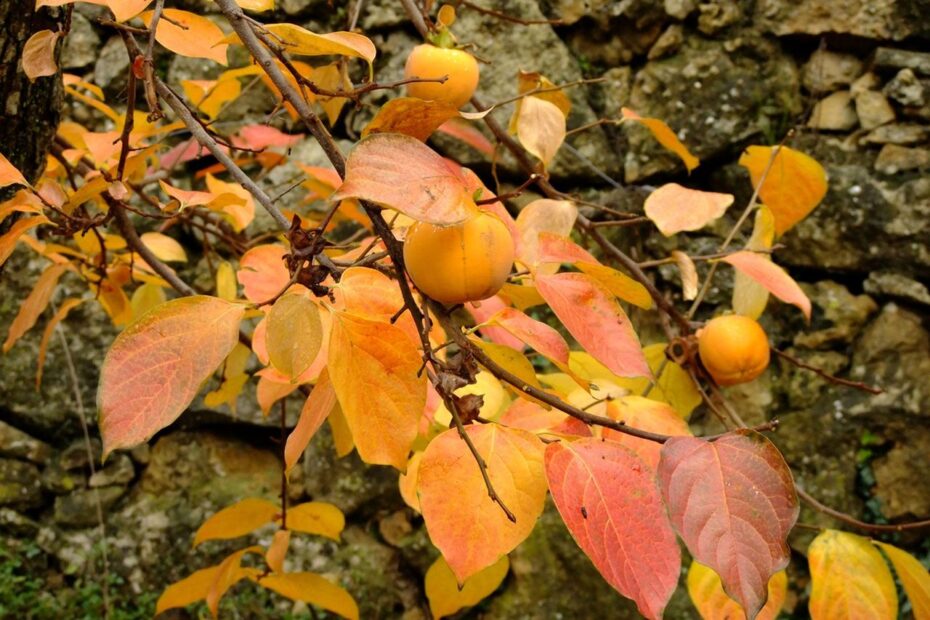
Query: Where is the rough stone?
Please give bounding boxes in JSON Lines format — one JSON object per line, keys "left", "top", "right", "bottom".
{"left": 40, "top": 461, "right": 80, "bottom": 495}
{"left": 757, "top": 0, "right": 930, "bottom": 40}
{"left": 874, "top": 143, "right": 930, "bottom": 174}
{"left": 872, "top": 428, "right": 930, "bottom": 519}
{"left": 60, "top": 12, "right": 100, "bottom": 71}
{"left": 884, "top": 68, "right": 927, "bottom": 107}
{"left": 0, "top": 507, "right": 39, "bottom": 537}
{"left": 793, "top": 281, "right": 878, "bottom": 349}
{"left": 861, "top": 122, "right": 930, "bottom": 145}
{"left": 0, "top": 420, "right": 52, "bottom": 464}
{"left": 801, "top": 50, "right": 863, "bottom": 93}
{"left": 864, "top": 271, "right": 930, "bottom": 306}
{"left": 780, "top": 349, "right": 850, "bottom": 410}
{"left": 91, "top": 35, "right": 131, "bottom": 94}
{"left": 850, "top": 71, "right": 882, "bottom": 96}
{"left": 60, "top": 438, "right": 101, "bottom": 471}
{"left": 873, "top": 47, "right": 930, "bottom": 77}
{"left": 854, "top": 91, "right": 896, "bottom": 130}
{"left": 648, "top": 23, "right": 684, "bottom": 60}
{"left": 697, "top": 1, "right": 744, "bottom": 35}
{"left": 0, "top": 458, "right": 42, "bottom": 510}
{"left": 807, "top": 91, "right": 859, "bottom": 131}
{"left": 53, "top": 486, "right": 125, "bottom": 528}
{"left": 88, "top": 453, "right": 135, "bottom": 488}
{"left": 664, "top": 0, "right": 697, "bottom": 19}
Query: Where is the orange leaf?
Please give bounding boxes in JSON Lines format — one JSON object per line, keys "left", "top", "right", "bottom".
{"left": 281, "top": 501, "right": 344, "bottom": 540}
{"left": 622, "top": 107, "right": 699, "bottom": 173}
{"left": 418, "top": 424, "right": 547, "bottom": 582}
{"left": 437, "top": 118, "right": 495, "bottom": 156}
{"left": 266, "top": 290, "right": 323, "bottom": 380}
{"left": 256, "top": 572, "right": 359, "bottom": 620}
{"left": 425, "top": 555, "right": 509, "bottom": 619}
{"left": 3, "top": 263, "right": 68, "bottom": 353}
{"left": 327, "top": 311, "right": 425, "bottom": 469}
{"left": 602, "top": 396, "right": 691, "bottom": 468}
{"left": 363, "top": 97, "right": 461, "bottom": 141}
{"left": 809, "top": 530, "right": 897, "bottom": 620}
{"left": 535, "top": 272, "right": 651, "bottom": 378}
{"left": 182, "top": 78, "right": 242, "bottom": 120}
{"left": 687, "top": 562, "right": 787, "bottom": 620}
{"left": 720, "top": 250, "right": 811, "bottom": 319}
{"left": 0, "top": 151, "right": 29, "bottom": 189}
{"left": 140, "top": 9, "right": 228, "bottom": 65}
{"left": 36, "top": 297, "right": 84, "bottom": 389}
{"left": 874, "top": 541, "right": 930, "bottom": 618}
{"left": 156, "top": 566, "right": 221, "bottom": 615}
{"left": 643, "top": 183, "right": 733, "bottom": 236}
{"left": 284, "top": 370, "right": 336, "bottom": 472}
{"left": 333, "top": 133, "right": 473, "bottom": 226}
{"left": 739, "top": 145, "right": 827, "bottom": 236}
{"left": 194, "top": 498, "right": 279, "bottom": 546}
{"left": 235, "top": 0, "right": 274, "bottom": 12}
{"left": 0, "top": 215, "right": 49, "bottom": 267}
{"left": 205, "top": 173, "right": 255, "bottom": 231}
{"left": 237, "top": 244, "right": 289, "bottom": 304}
{"left": 22, "top": 30, "right": 63, "bottom": 81}
{"left": 37, "top": 0, "right": 152, "bottom": 22}
{"left": 207, "top": 547, "right": 263, "bottom": 617}
{"left": 516, "top": 96, "right": 566, "bottom": 166}
{"left": 98, "top": 296, "right": 245, "bottom": 456}
{"left": 265, "top": 529, "right": 290, "bottom": 573}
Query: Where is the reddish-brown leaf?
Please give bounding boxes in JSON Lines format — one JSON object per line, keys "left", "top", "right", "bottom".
{"left": 22, "top": 29, "right": 63, "bottom": 81}
{"left": 98, "top": 296, "right": 245, "bottom": 456}
{"left": 535, "top": 272, "right": 650, "bottom": 378}
{"left": 720, "top": 251, "right": 811, "bottom": 319}
{"left": 362, "top": 97, "right": 461, "bottom": 141}
{"left": 644, "top": 183, "right": 733, "bottom": 236}
{"left": 333, "top": 133, "right": 472, "bottom": 225}
{"left": 657, "top": 430, "right": 799, "bottom": 619}
{"left": 546, "top": 439, "right": 680, "bottom": 619}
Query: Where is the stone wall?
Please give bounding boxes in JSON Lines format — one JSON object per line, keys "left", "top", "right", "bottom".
{"left": 1, "top": 0, "right": 929, "bottom": 617}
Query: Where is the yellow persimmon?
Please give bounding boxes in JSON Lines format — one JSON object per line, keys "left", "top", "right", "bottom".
{"left": 404, "top": 44, "right": 479, "bottom": 108}
{"left": 403, "top": 209, "right": 514, "bottom": 305}
{"left": 697, "top": 315, "right": 770, "bottom": 386}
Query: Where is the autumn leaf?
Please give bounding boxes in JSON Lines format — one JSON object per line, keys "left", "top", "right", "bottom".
{"left": 327, "top": 311, "right": 425, "bottom": 469}
{"left": 265, "top": 530, "right": 290, "bottom": 573}
{"left": 0, "top": 216, "right": 49, "bottom": 266}
{"left": 873, "top": 541, "right": 930, "bottom": 618}
{"left": 216, "top": 261, "right": 237, "bottom": 300}
{"left": 193, "top": 498, "right": 279, "bottom": 546}
{"left": 37, "top": 0, "right": 152, "bottom": 22}
{"left": 3, "top": 263, "right": 68, "bottom": 353}
{"left": 739, "top": 145, "right": 827, "bottom": 236}
{"left": 535, "top": 272, "right": 651, "bottom": 378}
{"left": 399, "top": 451, "right": 422, "bottom": 512}
{"left": 601, "top": 396, "right": 691, "bottom": 468}
{"left": 466, "top": 295, "right": 525, "bottom": 350}
{"left": 140, "top": 10, "right": 229, "bottom": 65}
{"left": 720, "top": 250, "right": 811, "bottom": 319}
{"left": 437, "top": 118, "right": 495, "bottom": 156}
{"left": 257, "top": 572, "right": 359, "bottom": 620}
{"left": 237, "top": 244, "right": 289, "bottom": 304}
{"left": 22, "top": 29, "right": 63, "bottom": 81}
{"left": 425, "top": 555, "right": 509, "bottom": 619}
{"left": 139, "top": 232, "right": 186, "bottom": 263}
{"left": 514, "top": 198, "right": 577, "bottom": 271}
{"left": 36, "top": 297, "right": 84, "bottom": 388}
{"left": 97, "top": 296, "right": 245, "bottom": 456}
{"left": 643, "top": 183, "right": 734, "bottom": 236}
{"left": 235, "top": 0, "right": 274, "bottom": 12}
{"left": 470, "top": 336, "right": 542, "bottom": 391}
{"left": 156, "top": 566, "right": 222, "bottom": 615}
{"left": 672, "top": 250, "right": 698, "bottom": 300}
{"left": 733, "top": 206, "right": 776, "bottom": 319}
{"left": 487, "top": 307, "right": 570, "bottom": 368}
{"left": 228, "top": 23, "right": 375, "bottom": 65}
{"left": 182, "top": 78, "right": 242, "bottom": 120}
{"left": 282, "top": 501, "right": 344, "bottom": 540}
{"left": 284, "top": 370, "right": 336, "bottom": 472}
{"left": 687, "top": 562, "right": 787, "bottom": 620}
{"left": 546, "top": 439, "right": 680, "bottom": 619}
{"left": 809, "top": 530, "right": 897, "bottom": 619}
{"left": 205, "top": 173, "right": 255, "bottom": 231}
{"left": 516, "top": 96, "right": 566, "bottom": 166}
{"left": 622, "top": 107, "right": 699, "bottom": 173}
{"left": 265, "top": 290, "right": 323, "bottom": 380}
{"left": 418, "top": 425, "right": 547, "bottom": 582}
{"left": 657, "top": 430, "right": 799, "bottom": 619}
{"left": 207, "top": 547, "right": 263, "bottom": 616}
{"left": 363, "top": 97, "right": 462, "bottom": 141}
{"left": 0, "top": 152, "right": 30, "bottom": 189}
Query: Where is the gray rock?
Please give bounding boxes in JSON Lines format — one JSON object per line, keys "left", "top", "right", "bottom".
{"left": 647, "top": 24, "right": 684, "bottom": 61}
{"left": 664, "top": 0, "right": 697, "bottom": 19}
{"left": 801, "top": 49, "right": 863, "bottom": 93}
{"left": 874, "top": 144, "right": 930, "bottom": 174}
{"left": 0, "top": 458, "right": 42, "bottom": 510}
{"left": 793, "top": 281, "right": 877, "bottom": 350}
{"left": 873, "top": 47, "right": 930, "bottom": 78}
{"left": 92, "top": 35, "right": 131, "bottom": 94}
{"left": 884, "top": 68, "right": 927, "bottom": 107}
{"left": 61, "top": 12, "right": 100, "bottom": 70}
{"left": 864, "top": 271, "right": 930, "bottom": 306}
{"left": 0, "top": 507, "right": 39, "bottom": 537}
{"left": 541, "top": 0, "right": 614, "bottom": 25}
{"left": 780, "top": 349, "right": 850, "bottom": 410}
{"left": 861, "top": 123, "right": 930, "bottom": 145}
{"left": 850, "top": 71, "right": 882, "bottom": 96}
{"left": 757, "top": 0, "right": 930, "bottom": 40}
{"left": 60, "top": 438, "right": 101, "bottom": 471}
{"left": 280, "top": 0, "right": 328, "bottom": 17}
{"left": 41, "top": 461, "right": 81, "bottom": 495}
{"left": 807, "top": 91, "right": 859, "bottom": 131}
{"left": 872, "top": 428, "right": 930, "bottom": 519}
{"left": 854, "top": 91, "right": 895, "bottom": 130}
{"left": 54, "top": 486, "right": 125, "bottom": 528}
{"left": 697, "top": 1, "right": 744, "bottom": 35}
{"left": 0, "top": 420, "right": 52, "bottom": 464}
{"left": 88, "top": 453, "right": 134, "bottom": 488}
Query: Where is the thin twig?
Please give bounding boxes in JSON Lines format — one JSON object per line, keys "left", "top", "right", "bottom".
{"left": 773, "top": 348, "right": 883, "bottom": 395}
{"left": 797, "top": 488, "right": 930, "bottom": 533}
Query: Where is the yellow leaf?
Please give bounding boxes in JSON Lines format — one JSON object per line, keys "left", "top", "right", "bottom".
{"left": 22, "top": 30, "right": 63, "bottom": 81}
{"left": 311, "top": 63, "right": 352, "bottom": 125}
{"left": 207, "top": 547, "right": 263, "bottom": 617}
{"left": 257, "top": 572, "right": 359, "bottom": 620}
{"left": 328, "top": 403, "right": 355, "bottom": 457}
{"left": 809, "top": 529, "right": 897, "bottom": 620}
{"left": 0, "top": 215, "right": 48, "bottom": 266}
{"left": 327, "top": 311, "right": 425, "bottom": 468}
{"left": 205, "top": 173, "right": 255, "bottom": 231}
{"left": 0, "top": 151, "right": 30, "bottom": 188}
{"left": 739, "top": 145, "right": 827, "bottom": 236}
{"left": 622, "top": 107, "right": 699, "bottom": 173}
{"left": 140, "top": 9, "right": 229, "bottom": 66}
{"left": 266, "top": 291, "right": 324, "bottom": 381}
{"left": 130, "top": 282, "right": 167, "bottom": 322}
{"left": 517, "top": 96, "right": 566, "bottom": 166}
{"left": 399, "top": 451, "right": 422, "bottom": 512}
{"left": 236, "top": 0, "right": 274, "bottom": 12}
{"left": 265, "top": 529, "right": 290, "bottom": 573}
{"left": 432, "top": 370, "right": 508, "bottom": 427}
{"left": 193, "top": 498, "right": 280, "bottom": 546}
{"left": 426, "top": 555, "right": 509, "bottom": 619}
{"left": 508, "top": 71, "right": 571, "bottom": 134}
{"left": 498, "top": 283, "right": 545, "bottom": 310}
{"left": 576, "top": 261, "right": 653, "bottom": 309}
{"left": 283, "top": 501, "right": 344, "bottom": 540}
{"left": 3, "top": 263, "right": 68, "bottom": 353}
{"left": 470, "top": 337, "right": 541, "bottom": 391}
{"left": 687, "top": 561, "right": 786, "bottom": 620}
{"left": 874, "top": 541, "right": 930, "bottom": 619}
{"left": 216, "top": 260, "right": 238, "bottom": 300}
{"left": 182, "top": 78, "right": 242, "bottom": 120}
{"left": 156, "top": 566, "right": 220, "bottom": 615}
{"left": 733, "top": 206, "right": 775, "bottom": 319}
{"left": 139, "top": 231, "right": 186, "bottom": 263}
{"left": 363, "top": 97, "right": 461, "bottom": 141}
{"left": 227, "top": 23, "right": 375, "bottom": 64}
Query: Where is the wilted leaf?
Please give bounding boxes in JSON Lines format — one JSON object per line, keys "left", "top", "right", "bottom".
{"left": 739, "top": 145, "right": 827, "bottom": 236}
{"left": 874, "top": 541, "right": 930, "bottom": 619}
{"left": 328, "top": 311, "right": 425, "bottom": 469}
{"left": 139, "top": 232, "right": 186, "bottom": 263}
{"left": 687, "top": 562, "right": 787, "bottom": 620}
{"left": 517, "top": 96, "right": 566, "bottom": 166}
{"left": 535, "top": 272, "right": 650, "bottom": 378}
{"left": 418, "top": 425, "right": 547, "bottom": 582}
{"left": 546, "top": 439, "right": 680, "bottom": 619}
{"left": 0, "top": 152, "right": 30, "bottom": 189}
{"left": 257, "top": 572, "right": 359, "bottom": 619}
{"left": 363, "top": 97, "right": 461, "bottom": 141}
{"left": 657, "top": 430, "right": 799, "bottom": 619}
{"left": 3, "top": 263, "right": 68, "bottom": 353}
{"left": 22, "top": 30, "right": 63, "bottom": 81}
{"left": 237, "top": 244, "right": 289, "bottom": 304}
{"left": 284, "top": 370, "right": 336, "bottom": 472}
{"left": 283, "top": 501, "right": 344, "bottom": 540}
{"left": 732, "top": 206, "right": 775, "bottom": 319}
{"left": 426, "top": 555, "right": 509, "bottom": 619}
{"left": 720, "top": 250, "right": 811, "bottom": 319}
{"left": 333, "top": 134, "right": 472, "bottom": 226}
{"left": 98, "top": 296, "right": 245, "bottom": 456}
{"left": 140, "top": 10, "right": 228, "bottom": 65}
{"left": 643, "top": 183, "right": 733, "bottom": 236}
{"left": 515, "top": 199, "right": 577, "bottom": 271}
{"left": 194, "top": 498, "right": 279, "bottom": 546}
{"left": 671, "top": 250, "right": 698, "bottom": 301}
{"left": 622, "top": 107, "right": 699, "bottom": 173}
{"left": 266, "top": 290, "right": 323, "bottom": 380}
{"left": 809, "top": 530, "right": 897, "bottom": 620}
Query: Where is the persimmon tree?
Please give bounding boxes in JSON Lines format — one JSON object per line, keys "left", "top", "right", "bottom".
{"left": 2, "top": 1, "right": 929, "bottom": 619}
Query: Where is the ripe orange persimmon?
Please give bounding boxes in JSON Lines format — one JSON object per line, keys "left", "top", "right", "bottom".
{"left": 404, "top": 44, "right": 479, "bottom": 108}
{"left": 403, "top": 209, "right": 514, "bottom": 305}
{"left": 697, "top": 315, "right": 771, "bottom": 386}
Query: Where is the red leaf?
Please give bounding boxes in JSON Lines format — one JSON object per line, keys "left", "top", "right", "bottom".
{"left": 720, "top": 251, "right": 811, "bottom": 319}
{"left": 466, "top": 296, "right": 525, "bottom": 350}
{"left": 98, "top": 296, "right": 245, "bottom": 456}
{"left": 657, "top": 430, "right": 799, "bottom": 619}
{"left": 234, "top": 125, "right": 303, "bottom": 150}
{"left": 535, "top": 272, "right": 650, "bottom": 378}
{"left": 546, "top": 439, "right": 680, "bottom": 619}
{"left": 333, "top": 133, "right": 472, "bottom": 225}
{"left": 488, "top": 307, "right": 570, "bottom": 365}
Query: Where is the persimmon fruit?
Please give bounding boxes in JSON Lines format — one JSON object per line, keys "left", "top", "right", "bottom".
{"left": 403, "top": 210, "right": 514, "bottom": 305}
{"left": 697, "top": 315, "right": 770, "bottom": 386}
{"left": 404, "top": 44, "right": 479, "bottom": 108}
